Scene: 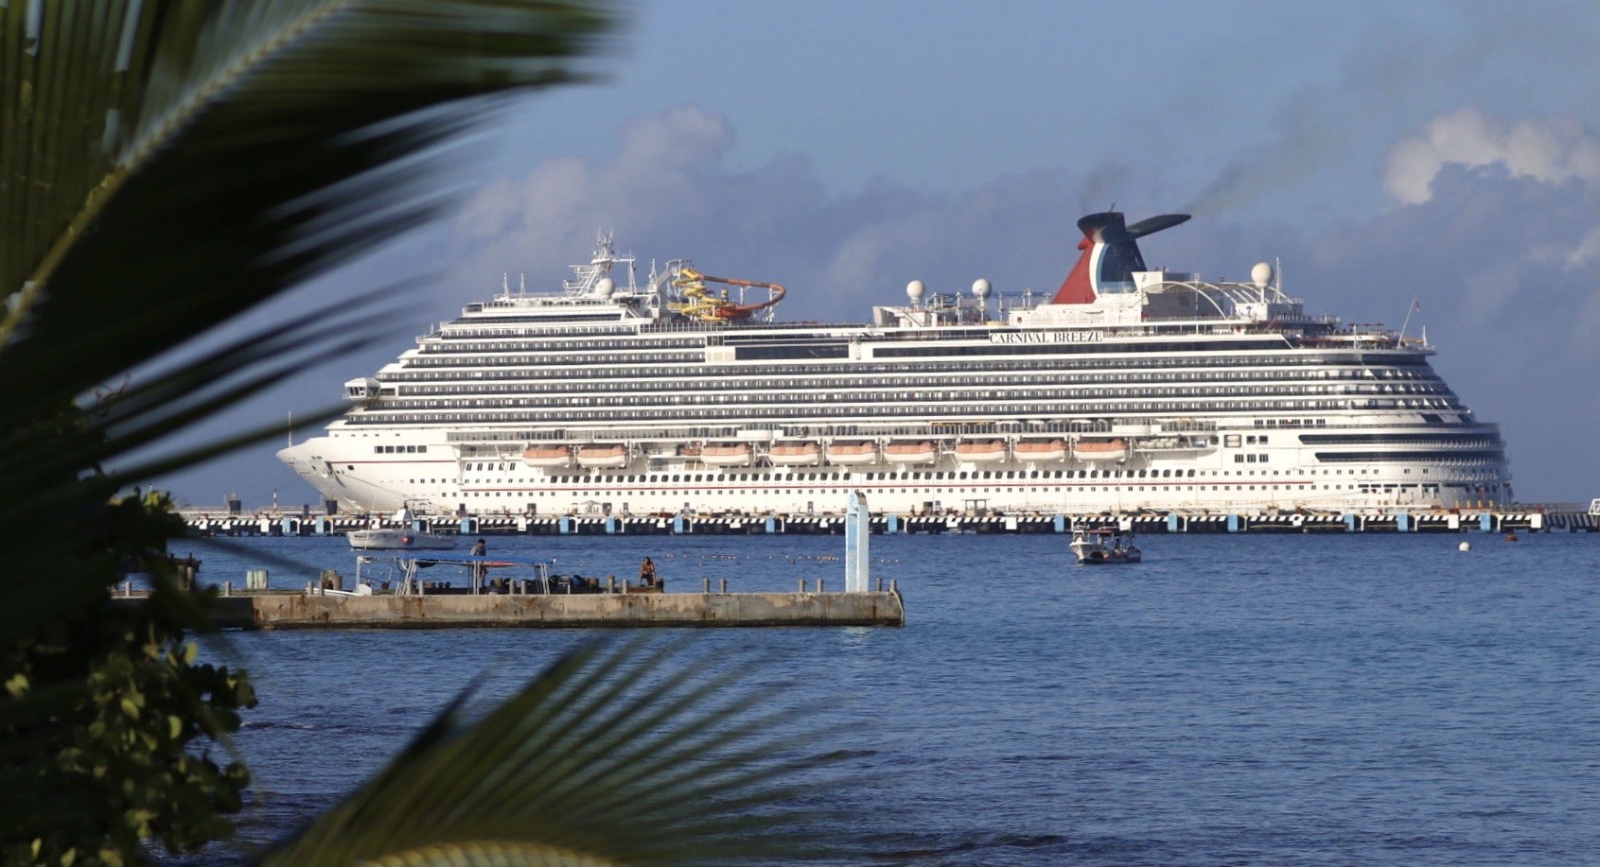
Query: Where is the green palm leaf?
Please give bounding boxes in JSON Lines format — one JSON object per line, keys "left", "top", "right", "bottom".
{"left": 3, "top": 3, "right": 644, "bottom": 863}
{"left": 261, "top": 638, "right": 845, "bottom": 867}
{"left": 1, "top": 0, "right": 616, "bottom": 625}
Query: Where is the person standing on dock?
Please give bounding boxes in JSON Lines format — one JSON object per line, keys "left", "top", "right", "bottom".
{"left": 470, "top": 538, "right": 487, "bottom": 590}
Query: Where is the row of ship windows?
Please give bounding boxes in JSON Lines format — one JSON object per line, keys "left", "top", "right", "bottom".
{"left": 381, "top": 368, "right": 1443, "bottom": 396}
{"left": 388, "top": 354, "right": 1426, "bottom": 378}
{"left": 370, "top": 383, "right": 1453, "bottom": 409}
{"left": 457, "top": 466, "right": 1403, "bottom": 482}
{"left": 350, "top": 399, "right": 1462, "bottom": 425}
{"left": 462, "top": 483, "right": 1423, "bottom": 498}
{"left": 429, "top": 335, "right": 705, "bottom": 349}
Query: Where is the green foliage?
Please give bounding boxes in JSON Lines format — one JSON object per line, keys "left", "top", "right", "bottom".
{"left": 2, "top": 1, "right": 618, "bottom": 864}
{"left": 0, "top": 489, "right": 256, "bottom": 867}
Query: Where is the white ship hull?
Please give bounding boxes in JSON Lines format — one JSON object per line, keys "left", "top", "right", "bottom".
{"left": 279, "top": 215, "right": 1511, "bottom": 517}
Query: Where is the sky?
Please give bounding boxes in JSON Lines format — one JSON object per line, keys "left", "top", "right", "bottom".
{"left": 150, "top": 0, "right": 1600, "bottom": 508}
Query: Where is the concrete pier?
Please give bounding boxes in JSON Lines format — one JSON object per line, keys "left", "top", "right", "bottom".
{"left": 145, "top": 588, "right": 905, "bottom": 630}
{"left": 185, "top": 505, "right": 1598, "bottom": 538}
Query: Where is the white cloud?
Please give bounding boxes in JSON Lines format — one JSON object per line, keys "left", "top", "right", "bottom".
{"left": 1383, "top": 108, "right": 1600, "bottom": 204}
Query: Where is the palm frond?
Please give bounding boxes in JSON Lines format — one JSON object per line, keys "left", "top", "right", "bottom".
{"left": 0, "top": 0, "right": 618, "bottom": 614}
{"left": 260, "top": 639, "right": 848, "bottom": 867}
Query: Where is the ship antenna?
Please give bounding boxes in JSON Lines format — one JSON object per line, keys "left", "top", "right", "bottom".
{"left": 1399, "top": 293, "right": 1421, "bottom": 341}
{"left": 520, "top": 273, "right": 526, "bottom": 295}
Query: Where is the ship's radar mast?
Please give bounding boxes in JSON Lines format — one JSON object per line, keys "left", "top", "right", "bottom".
{"left": 559, "top": 231, "right": 637, "bottom": 297}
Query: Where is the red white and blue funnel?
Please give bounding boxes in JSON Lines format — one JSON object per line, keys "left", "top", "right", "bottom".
{"left": 1051, "top": 212, "right": 1191, "bottom": 304}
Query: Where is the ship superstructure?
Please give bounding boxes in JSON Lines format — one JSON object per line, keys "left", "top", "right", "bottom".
{"left": 278, "top": 214, "right": 1510, "bottom": 516}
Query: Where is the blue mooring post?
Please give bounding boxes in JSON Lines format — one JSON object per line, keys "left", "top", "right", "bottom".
{"left": 1396, "top": 512, "right": 1411, "bottom": 533}
{"left": 1479, "top": 513, "right": 1493, "bottom": 532}
{"left": 764, "top": 516, "right": 777, "bottom": 534}
{"left": 605, "top": 516, "right": 617, "bottom": 534}
{"left": 460, "top": 517, "right": 479, "bottom": 535}
{"left": 279, "top": 517, "right": 300, "bottom": 536}
{"left": 1053, "top": 514, "right": 1067, "bottom": 534}
{"left": 844, "top": 491, "right": 869, "bottom": 592}
{"left": 1226, "top": 514, "right": 1241, "bottom": 533}
{"left": 673, "top": 515, "right": 686, "bottom": 535}
{"left": 886, "top": 514, "right": 900, "bottom": 534}
{"left": 558, "top": 516, "right": 572, "bottom": 535}
{"left": 313, "top": 516, "right": 332, "bottom": 536}
{"left": 1343, "top": 513, "right": 1358, "bottom": 532}
{"left": 1166, "top": 513, "right": 1181, "bottom": 533}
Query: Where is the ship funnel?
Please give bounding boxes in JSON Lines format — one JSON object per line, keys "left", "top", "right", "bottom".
{"left": 1051, "top": 211, "right": 1190, "bottom": 304}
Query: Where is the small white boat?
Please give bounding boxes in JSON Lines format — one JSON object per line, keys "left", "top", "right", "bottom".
{"left": 700, "top": 442, "right": 754, "bottom": 467}
{"left": 348, "top": 528, "right": 457, "bottom": 550}
{"left": 768, "top": 441, "right": 821, "bottom": 465}
{"left": 1014, "top": 438, "right": 1068, "bottom": 462}
{"left": 576, "top": 444, "right": 629, "bottom": 468}
{"left": 826, "top": 441, "right": 879, "bottom": 465}
{"left": 955, "top": 440, "right": 1007, "bottom": 463}
{"left": 884, "top": 441, "right": 938, "bottom": 465}
{"left": 1073, "top": 438, "right": 1128, "bottom": 462}
{"left": 1069, "top": 527, "right": 1141, "bottom": 564}
{"left": 523, "top": 444, "right": 573, "bottom": 468}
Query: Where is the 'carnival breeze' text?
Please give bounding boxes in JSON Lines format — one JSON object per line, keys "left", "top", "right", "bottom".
{"left": 990, "top": 331, "right": 1104, "bottom": 344}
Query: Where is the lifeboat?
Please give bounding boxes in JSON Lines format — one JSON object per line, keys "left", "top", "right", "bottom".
{"left": 1014, "top": 438, "right": 1068, "bottom": 462}
{"left": 700, "top": 442, "right": 753, "bottom": 467}
{"left": 884, "top": 441, "right": 938, "bottom": 465}
{"left": 825, "top": 441, "right": 880, "bottom": 465}
{"left": 954, "top": 440, "right": 1008, "bottom": 463}
{"left": 768, "top": 441, "right": 821, "bottom": 466}
{"left": 1073, "top": 438, "right": 1128, "bottom": 463}
{"left": 677, "top": 443, "right": 702, "bottom": 458}
{"left": 523, "top": 444, "right": 573, "bottom": 468}
{"left": 575, "top": 444, "right": 629, "bottom": 468}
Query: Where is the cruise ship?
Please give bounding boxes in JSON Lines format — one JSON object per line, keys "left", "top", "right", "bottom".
{"left": 278, "top": 211, "right": 1511, "bottom": 517}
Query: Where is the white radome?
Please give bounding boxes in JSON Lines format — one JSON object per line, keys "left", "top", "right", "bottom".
{"left": 1250, "top": 262, "right": 1273, "bottom": 290}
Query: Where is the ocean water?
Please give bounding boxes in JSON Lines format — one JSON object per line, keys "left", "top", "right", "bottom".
{"left": 178, "top": 531, "right": 1598, "bottom": 866}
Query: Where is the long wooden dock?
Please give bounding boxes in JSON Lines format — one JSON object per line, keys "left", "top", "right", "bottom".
{"left": 127, "top": 588, "right": 906, "bottom": 630}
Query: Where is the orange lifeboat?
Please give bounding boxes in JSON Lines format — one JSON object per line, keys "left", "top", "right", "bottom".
{"left": 575, "top": 444, "right": 629, "bottom": 468}
{"left": 884, "top": 441, "right": 938, "bottom": 465}
{"left": 1014, "top": 438, "right": 1068, "bottom": 462}
{"left": 700, "top": 442, "right": 753, "bottom": 467}
{"left": 523, "top": 444, "right": 572, "bottom": 468}
{"left": 1073, "top": 438, "right": 1128, "bottom": 463}
{"left": 825, "top": 441, "right": 880, "bottom": 465}
{"left": 768, "top": 442, "right": 821, "bottom": 466}
{"left": 954, "top": 440, "right": 1008, "bottom": 463}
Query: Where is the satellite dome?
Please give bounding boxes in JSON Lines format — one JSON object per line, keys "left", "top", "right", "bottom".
{"left": 971, "top": 278, "right": 992, "bottom": 299}
{"left": 1250, "top": 262, "right": 1273, "bottom": 290}
{"left": 595, "top": 276, "right": 616, "bottom": 298}
{"left": 906, "top": 280, "right": 926, "bottom": 304}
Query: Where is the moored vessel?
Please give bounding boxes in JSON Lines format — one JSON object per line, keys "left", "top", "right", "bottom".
{"left": 1069, "top": 527, "right": 1141, "bottom": 564}
{"left": 279, "top": 214, "right": 1511, "bottom": 517}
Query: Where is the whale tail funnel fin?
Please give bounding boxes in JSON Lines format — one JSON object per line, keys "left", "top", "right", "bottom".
{"left": 1051, "top": 212, "right": 1190, "bottom": 304}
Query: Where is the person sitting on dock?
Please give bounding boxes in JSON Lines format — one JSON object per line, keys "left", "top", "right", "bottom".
{"left": 639, "top": 557, "right": 658, "bottom": 588}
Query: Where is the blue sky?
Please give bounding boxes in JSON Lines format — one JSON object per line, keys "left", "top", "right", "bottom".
{"left": 151, "top": 0, "right": 1600, "bottom": 507}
